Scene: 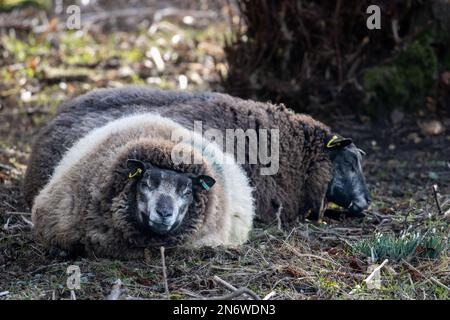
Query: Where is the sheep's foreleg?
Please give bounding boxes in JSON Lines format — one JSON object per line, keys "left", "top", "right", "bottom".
{"left": 304, "top": 161, "right": 331, "bottom": 221}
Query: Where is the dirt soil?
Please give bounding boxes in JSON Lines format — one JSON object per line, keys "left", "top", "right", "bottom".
{"left": 0, "top": 1, "right": 448, "bottom": 300}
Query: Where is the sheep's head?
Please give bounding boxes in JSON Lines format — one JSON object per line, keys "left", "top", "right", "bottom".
{"left": 324, "top": 135, "right": 371, "bottom": 214}
{"left": 126, "top": 159, "right": 215, "bottom": 235}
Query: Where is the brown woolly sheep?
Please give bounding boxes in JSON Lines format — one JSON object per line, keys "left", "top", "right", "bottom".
{"left": 27, "top": 114, "right": 255, "bottom": 258}
{"left": 24, "top": 86, "right": 370, "bottom": 232}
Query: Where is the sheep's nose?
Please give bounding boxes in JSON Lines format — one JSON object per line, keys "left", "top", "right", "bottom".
{"left": 349, "top": 197, "right": 370, "bottom": 213}
{"left": 156, "top": 207, "right": 173, "bottom": 218}
{"left": 156, "top": 195, "right": 173, "bottom": 218}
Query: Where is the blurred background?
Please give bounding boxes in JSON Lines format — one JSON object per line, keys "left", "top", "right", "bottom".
{"left": 1, "top": 0, "right": 449, "bottom": 139}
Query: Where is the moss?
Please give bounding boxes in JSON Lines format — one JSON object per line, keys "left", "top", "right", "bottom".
{"left": 363, "top": 35, "right": 438, "bottom": 114}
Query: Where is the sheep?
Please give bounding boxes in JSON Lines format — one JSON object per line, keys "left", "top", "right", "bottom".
{"left": 26, "top": 113, "right": 255, "bottom": 259}
{"left": 25, "top": 86, "right": 370, "bottom": 231}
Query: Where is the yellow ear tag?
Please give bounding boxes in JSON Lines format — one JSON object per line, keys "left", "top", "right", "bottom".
{"left": 326, "top": 135, "right": 339, "bottom": 148}
{"left": 128, "top": 168, "right": 143, "bottom": 179}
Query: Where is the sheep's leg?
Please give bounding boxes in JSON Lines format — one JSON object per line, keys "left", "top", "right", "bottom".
{"left": 85, "top": 240, "right": 145, "bottom": 260}
{"left": 308, "top": 195, "right": 326, "bottom": 221}
{"left": 48, "top": 244, "right": 85, "bottom": 260}
{"left": 304, "top": 163, "right": 330, "bottom": 221}
{"left": 48, "top": 246, "right": 70, "bottom": 259}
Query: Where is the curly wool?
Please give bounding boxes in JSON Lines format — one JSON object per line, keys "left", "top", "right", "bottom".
{"left": 25, "top": 86, "right": 334, "bottom": 228}
{"left": 30, "top": 114, "right": 255, "bottom": 259}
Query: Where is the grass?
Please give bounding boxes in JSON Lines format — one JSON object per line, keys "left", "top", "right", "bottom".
{"left": 352, "top": 228, "right": 448, "bottom": 262}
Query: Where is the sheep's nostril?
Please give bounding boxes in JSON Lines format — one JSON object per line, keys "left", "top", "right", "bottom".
{"left": 348, "top": 197, "right": 370, "bottom": 213}
{"left": 156, "top": 207, "right": 172, "bottom": 218}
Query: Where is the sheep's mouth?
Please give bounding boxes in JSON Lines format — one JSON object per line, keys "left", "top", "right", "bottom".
{"left": 323, "top": 202, "right": 366, "bottom": 220}
{"left": 149, "top": 222, "right": 173, "bottom": 235}
{"left": 141, "top": 213, "right": 175, "bottom": 234}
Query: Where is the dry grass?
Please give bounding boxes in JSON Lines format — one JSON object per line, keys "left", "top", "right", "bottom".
{"left": 1, "top": 167, "right": 448, "bottom": 300}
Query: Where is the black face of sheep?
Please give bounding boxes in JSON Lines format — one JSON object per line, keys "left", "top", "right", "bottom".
{"left": 127, "top": 159, "right": 216, "bottom": 235}
{"left": 325, "top": 136, "right": 371, "bottom": 215}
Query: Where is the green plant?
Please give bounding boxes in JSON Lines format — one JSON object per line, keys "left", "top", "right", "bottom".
{"left": 363, "top": 34, "right": 438, "bottom": 113}
{"left": 418, "top": 229, "right": 448, "bottom": 260}
{"left": 352, "top": 229, "right": 448, "bottom": 262}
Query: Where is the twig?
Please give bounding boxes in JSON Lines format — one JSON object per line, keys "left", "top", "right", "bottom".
{"left": 21, "top": 216, "right": 34, "bottom": 227}
{"left": 403, "top": 260, "right": 449, "bottom": 291}
{"left": 160, "top": 246, "right": 170, "bottom": 298}
{"left": 364, "top": 259, "right": 389, "bottom": 285}
{"left": 391, "top": 18, "right": 401, "bottom": 44}
{"left": 275, "top": 204, "right": 283, "bottom": 232}
{"left": 5, "top": 211, "right": 32, "bottom": 216}
{"left": 263, "top": 291, "right": 276, "bottom": 300}
{"left": 429, "top": 277, "right": 449, "bottom": 291}
{"left": 209, "top": 288, "right": 261, "bottom": 300}
{"left": 0, "top": 291, "right": 9, "bottom": 297}
{"left": 213, "top": 275, "right": 238, "bottom": 291}
{"left": 2, "top": 217, "right": 13, "bottom": 231}
{"left": 106, "top": 279, "right": 123, "bottom": 300}
{"left": 267, "top": 234, "right": 340, "bottom": 266}
{"left": 432, "top": 185, "right": 443, "bottom": 216}
{"left": 213, "top": 275, "right": 261, "bottom": 300}
{"left": 179, "top": 288, "right": 202, "bottom": 299}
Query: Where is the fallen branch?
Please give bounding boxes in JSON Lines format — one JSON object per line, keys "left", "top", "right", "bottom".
{"left": 21, "top": 216, "right": 34, "bottom": 227}
{"left": 432, "top": 185, "right": 443, "bottom": 216}
{"left": 364, "top": 259, "right": 389, "bottom": 285}
{"left": 213, "top": 275, "right": 238, "bottom": 291}
{"left": 403, "top": 260, "right": 449, "bottom": 291}
{"left": 263, "top": 291, "right": 276, "bottom": 300}
{"left": 5, "top": 211, "right": 32, "bottom": 216}
{"left": 209, "top": 287, "right": 261, "bottom": 300}
{"left": 213, "top": 275, "right": 261, "bottom": 300}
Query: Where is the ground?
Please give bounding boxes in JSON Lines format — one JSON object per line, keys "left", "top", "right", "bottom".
{"left": 0, "top": 1, "right": 449, "bottom": 300}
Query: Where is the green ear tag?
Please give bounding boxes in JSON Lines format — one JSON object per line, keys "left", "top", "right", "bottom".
{"left": 200, "top": 179, "right": 210, "bottom": 191}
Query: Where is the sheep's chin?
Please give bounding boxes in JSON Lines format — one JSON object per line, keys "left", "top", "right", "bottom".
{"left": 148, "top": 223, "right": 173, "bottom": 235}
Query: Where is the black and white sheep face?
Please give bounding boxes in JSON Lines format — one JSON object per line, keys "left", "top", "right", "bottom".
{"left": 127, "top": 160, "right": 216, "bottom": 235}
{"left": 137, "top": 169, "right": 193, "bottom": 234}
{"left": 325, "top": 138, "right": 371, "bottom": 214}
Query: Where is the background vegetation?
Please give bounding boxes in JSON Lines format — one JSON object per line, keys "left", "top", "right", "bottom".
{"left": 225, "top": 0, "right": 450, "bottom": 119}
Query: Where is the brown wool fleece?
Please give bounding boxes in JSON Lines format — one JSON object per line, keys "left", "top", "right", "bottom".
{"left": 32, "top": 139, "right": 216, "bottom": 259}
{"left": 30, "top": 114, "right": 255, "bottom": 259}
{"left": 25, "top": 87, "right": 333, "bottom": 228}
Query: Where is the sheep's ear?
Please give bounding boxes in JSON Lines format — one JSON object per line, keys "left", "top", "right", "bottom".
{"left": 324, "top": 134, "right": 352, "bottom": 150}
{"left": 126, "top": 159, "right": 146, "bottom": 179}
{"left": 192, "top": 175, "right": 216, "bottom": 191}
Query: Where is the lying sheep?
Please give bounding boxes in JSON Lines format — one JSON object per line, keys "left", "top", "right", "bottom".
{"left": 26, "top": 113, "right": 255, "bottom": 258}
{"left": 24, "top": 87, "right": 370, "bottom": 229}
